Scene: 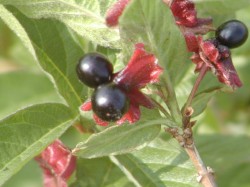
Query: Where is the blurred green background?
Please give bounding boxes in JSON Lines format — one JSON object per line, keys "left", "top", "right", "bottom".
{"left": 1, "top": 3, "right": 250, "bottom": 187}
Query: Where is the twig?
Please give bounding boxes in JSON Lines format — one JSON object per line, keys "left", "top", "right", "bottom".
{"left": 166, "top": 127, "right": 217, "bottom": 187}
{"left": 183, "top": 64, "right": 208, "bottom": 114}
{"left": 182, "top": 64, "right": 208, "bottom": 127}
{"left": 185, "top": 143, "right": 217, "bottom": 187}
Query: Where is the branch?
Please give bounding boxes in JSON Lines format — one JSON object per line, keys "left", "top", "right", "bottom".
{"left": 185, "top": 143, "right": 217, "bottom": 187}
{"left": 166, "top": 127, "right": 217, "bottom": 187}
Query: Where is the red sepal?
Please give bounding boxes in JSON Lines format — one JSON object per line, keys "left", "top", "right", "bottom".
{"left": 105, "top": 0, "right": 131, "bottom": 27}
{"left": 35, "top": 140, "right": 76, "bottom": 187}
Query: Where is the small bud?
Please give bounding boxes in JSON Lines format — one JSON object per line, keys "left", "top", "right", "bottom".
{"left": 184, "top": 106, "right": 194, "bottom": 117}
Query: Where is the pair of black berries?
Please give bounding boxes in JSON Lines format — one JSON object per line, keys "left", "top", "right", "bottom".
{"left": 215, "top": 20, "right": 248, "bottom": 49}
{"left": 76, "top": 53, "right": 128, "bottom": 122}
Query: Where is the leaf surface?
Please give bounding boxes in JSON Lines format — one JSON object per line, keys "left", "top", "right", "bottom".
{"left": 0, "top": 0, "right": 120, "bottom": 48}
{"left": 0, "top": 103, "right": 75, "bottom": 185}
{"left": 0, "top": 71, "right": 61, "bottom": 119}
{"left": 119, "top": 0, "right": 190, "bottom": 84}
{"left": 73, "top": 120, "right": 163, "bottom": 158}
{"left": 0, "top": 4, "right": 36, "bottom": 59}
{"left": 7, "top": 7, "right": 87, "bottom": 114}
{"left": 113, "top": 137, "right": 202, "bottom": 187}
{"left": 72, "top": 157, "right": 135, "bottom": 187}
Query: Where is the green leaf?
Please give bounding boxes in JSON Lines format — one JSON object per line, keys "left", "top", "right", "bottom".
{"left": 8, "top": 7, "right": 86, "bottom": 114}
{"left": 197, "top": 135, "right": 250, "bottom": 187}
{"left": 113, "top": 138, "right": 202, "bottom": 187}
{"left": 0, "top": 4, "right": 36, "bottom": 60}
{"left": 0, "top": 0, "right": 120, "bottom": 48}
{"left": 217, "top": 163, "right": 250, "bottom": 187}
{"left": 191, "top": 90, "right": 218, "bottom": 117}
{"left": 0, "top": 71, "right": 61, "bottom": 119}
{"left": 176, "top": 70, "right": 224, "bottom": 118}
{"left": 71, "top": 157, "right": 135, "bottom": 187}
{"left": 0, "top": 103, "right": 75, "bottom": 186}
{"left": 195, "top": 0, "right": 250, "bottom": 26}
{"left": 73, "top": 119, "right": 165, "bottom": 158}
{"left": 2, "top": 160, "right": 42, "bottom": 187}
{"left": 196, "top": 0, "right": 250, "bottom": 15}
{"left": 119, "top": 0, "right": 190, "bottom": 84}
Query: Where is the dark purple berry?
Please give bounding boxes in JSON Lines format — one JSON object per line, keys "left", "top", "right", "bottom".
{"left": 216, "top": 20, "right": 248, "bottom": 48}
{"left": 76, "top": 53, "right": 113, "bottom": 88}
{"left": 91, "top": 83, "right": 128, "bottom": 122}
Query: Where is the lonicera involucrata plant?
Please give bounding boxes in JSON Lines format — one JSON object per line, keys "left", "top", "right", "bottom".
{"left": 0, "top": 0, "right": 250, "bottom": 187}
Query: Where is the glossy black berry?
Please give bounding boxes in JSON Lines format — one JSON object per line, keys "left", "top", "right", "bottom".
{"left": 91, "top": 83, "right": 129, "bottom": 122}
{"left": 216, "top": 20, "right": 248, "bottom": 48}
{"left": 76, "top": 53, "right": 113, "bottom": 88}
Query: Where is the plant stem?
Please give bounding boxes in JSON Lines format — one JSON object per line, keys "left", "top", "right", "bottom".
{"left": 185, "top": 143, "right": 217, "bottom": 187}
{"left": 183, "top": 64, "right": 208, "bottom": 116}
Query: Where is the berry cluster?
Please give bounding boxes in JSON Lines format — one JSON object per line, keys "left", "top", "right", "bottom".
{"left": 77, "top": 44, "right": 163, "bottom": 126}
{"left": 191, "top": 20, "right": 248, "bottom": 88}
{"left": 76, "top": 53, "right": 128, "bottom": 122}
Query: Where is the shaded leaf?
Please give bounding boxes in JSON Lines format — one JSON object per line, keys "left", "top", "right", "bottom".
{"left": 196, "top": 0, "right": 250, "bottom": 15}
{"left": 0, "top": 71, "right": 61, "bottom": 119}
{"left": 191, "top": 90, "right": 218, "bottom": 117}
{"left": 0, "top": 4, "right": 36, "bottom": 60}
{"left": 0, "top": 103, "right": 75, "bottom": 186}
{"left": 2, "top": 160, "right": 42, "bottom": 187}
{"left": 119, "top": 0, "right": 190, "bottom": 85}
{"left": 197, "top": 135, "right": 250, "bottom": 187}
{"left": 71, "top": 157, "right": 135, "bottom": 187}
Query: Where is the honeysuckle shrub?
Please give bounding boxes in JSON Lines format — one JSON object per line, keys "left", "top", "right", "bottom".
{"left": 0, "top": 0, "right": 250, "bottom": 187}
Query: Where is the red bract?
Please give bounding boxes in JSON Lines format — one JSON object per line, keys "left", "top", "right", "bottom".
{"left": 105, "top": 0, "right": 131, "bottom": 27}
{"left": 35, "top": 140, "right": 76, "bottom": 187}
{"left": 191, "top": 36, "right": 242, "bottom": 88}
{"left": 170, "top": 0, "right": 198, "bottom": 27}
{"left": 81, "top": 43, "right": 163, "bottom": 125}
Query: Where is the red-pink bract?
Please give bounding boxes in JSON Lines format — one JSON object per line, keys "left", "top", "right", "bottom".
{"left": 190, "top": 36, "right": 242, "bottom": 88}
{"left": 105, "top": 0, "right": 131, "bottom": 27}
{"left": 35, "top": 140, "right": 76, "bottom": 187}
{"left": 170, "top": 0, "right": 198, "bottom": 27}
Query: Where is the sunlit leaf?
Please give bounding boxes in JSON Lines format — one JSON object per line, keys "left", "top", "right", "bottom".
{"left": 0, "top": 0, "right": 121, "bottom": 48}
{"left": 113, "top": 137, "right": 202, "bottom": 187}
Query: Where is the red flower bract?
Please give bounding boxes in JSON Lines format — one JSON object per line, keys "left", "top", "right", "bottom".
{"left": 114, "top": 43, "right": 162, "bottom": 90}
{"left": 191, "top": 36, "right": 242, "bottom": 88}
{"left": 105, "top": 0, "right": 131, "bottom": 27}
{"left": 81, "top": 43, "right": 163, "bottom": 126}
{"left": 170, "top": 0, "right": 198, "bottom": 27}
{"left": 35, "top": 140, "right": 76, "bottom": 187}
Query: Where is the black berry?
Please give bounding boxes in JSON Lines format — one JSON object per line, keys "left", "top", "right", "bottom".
{"left": 216, "top": 20, "right": 248, "bottom": 48}
{"left": 76, "top": 53, "right": 113, "bottom": 88}
{"left": 91, "top": 83, "right": 128, "bottom": 122}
